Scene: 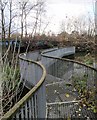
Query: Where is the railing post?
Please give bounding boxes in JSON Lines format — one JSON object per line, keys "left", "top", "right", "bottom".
{"left": 37, "top": 81, "right": 46, "bottom": 118}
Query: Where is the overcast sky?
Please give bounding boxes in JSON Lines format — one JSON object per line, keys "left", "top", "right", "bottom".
{"left": 45, "top": 0, "right": 95, "bottom": 34}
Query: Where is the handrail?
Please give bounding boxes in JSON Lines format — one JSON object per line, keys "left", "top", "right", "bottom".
{"left": 1, "top": 53, "right": 46, "bottom": 120}
{"left": 41, "top": 48, "right": 97, "bottom": 72}
{"left": 46, "top": 100, "right": 80, "bottom": 105}
{"left": 2, "top": 47, "right": 97, "bottom": 119}
{"left": 42, "top": 47, "right": 97, "bottom": 118}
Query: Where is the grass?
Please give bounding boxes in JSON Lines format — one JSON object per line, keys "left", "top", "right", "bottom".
{"left": 72, "top": 74, "right": 97, "bottom": 113}
{"left": 75, "top": 53, "right": 95, "bottom": 66}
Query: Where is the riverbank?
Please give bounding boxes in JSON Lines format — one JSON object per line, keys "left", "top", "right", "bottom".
{"left": 74, "top": 52, "right": 95, "bottom": 66}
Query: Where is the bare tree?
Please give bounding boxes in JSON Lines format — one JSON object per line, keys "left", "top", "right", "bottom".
{"left": 0, "top": 0, "right": 46, "bottom": 117}
{"left": 8, "top": 0, "right": 12, "bottom": 41}
{"left": 0, "top": 0, "right": 7, "bottom": 41}
{"left": 17, "top": 0, "right": 45, "bottom": 39}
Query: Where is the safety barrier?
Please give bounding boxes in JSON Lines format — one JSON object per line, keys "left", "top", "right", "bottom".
{"left": 2, "top": 47, "right": 97, "bottom": 119}
{"left": 41, "top": 48, "right": 97, "bottom": 118}
{"left": 1, "top": 53, "right": 46, "bottom": 119}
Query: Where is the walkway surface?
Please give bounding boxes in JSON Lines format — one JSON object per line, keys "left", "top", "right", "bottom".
{"left": 1, "top": 47, "right": 97, "bottom": 119}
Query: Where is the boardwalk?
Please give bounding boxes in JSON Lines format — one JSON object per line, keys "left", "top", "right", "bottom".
{"left": 1, "top": 47, "right": 97, "bottom": 119}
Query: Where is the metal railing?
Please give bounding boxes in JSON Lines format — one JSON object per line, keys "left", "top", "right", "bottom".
{"left": 46, "top": 101, "right": 79, "bottom": 118}
{"left": 1, "top": 47, "right": 97, "bottom": 119}
{"left": 1, "top": 53, "right": 46, "bottom": 120}
{"left": 41, "top": 48, "right": 97, "bottom": 118}
{"left": 46, "top": 101, "right": 97, "bottom": 119}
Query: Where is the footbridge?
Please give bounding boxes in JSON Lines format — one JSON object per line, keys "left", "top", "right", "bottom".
{"left": 2, "top": 47, "right": 97, "bottom": 119}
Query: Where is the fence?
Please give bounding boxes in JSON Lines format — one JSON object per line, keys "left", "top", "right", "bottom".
{"left": 1, "top": 53, "right": 46, "bottom": 119}
{"left": 41, "top": 48, "right": 97, "bottom": 118}
{"left": 1, "top": 47, "right": 97, "bottom": 119}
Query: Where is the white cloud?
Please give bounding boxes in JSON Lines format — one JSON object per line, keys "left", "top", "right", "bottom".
{"left": 45, "top": 0, "right": 95, "bottom": 34}
{"left": 47, "top": 0, "right": 95, "bottom": 5}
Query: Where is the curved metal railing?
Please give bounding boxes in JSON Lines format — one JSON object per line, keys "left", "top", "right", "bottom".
{"left": 41, "top": 48, "right": 97, "bottom": 118}
{"left": 1, "top": 53, "right": 46, "bottom": 119}
{"left": 1, "top": 47, "right": 97, "bottom": 119}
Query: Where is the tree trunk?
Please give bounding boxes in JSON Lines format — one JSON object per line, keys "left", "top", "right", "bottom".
{"left": 1, "top": 9, "right": 5, "bottom": 41}
{"left": 8, "top": 0, "right": 12, "bottom": 42}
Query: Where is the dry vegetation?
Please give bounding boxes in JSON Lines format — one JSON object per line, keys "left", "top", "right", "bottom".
{"left": 0, "top": 0, "right": 96, "bottom": 118}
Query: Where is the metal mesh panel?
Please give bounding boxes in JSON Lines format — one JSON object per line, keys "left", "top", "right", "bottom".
{"left": 42, "top": 53, "right": 97, "bottom": 119}
{"left": 47, "top": 102, "right": 97, "bottom": 119}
